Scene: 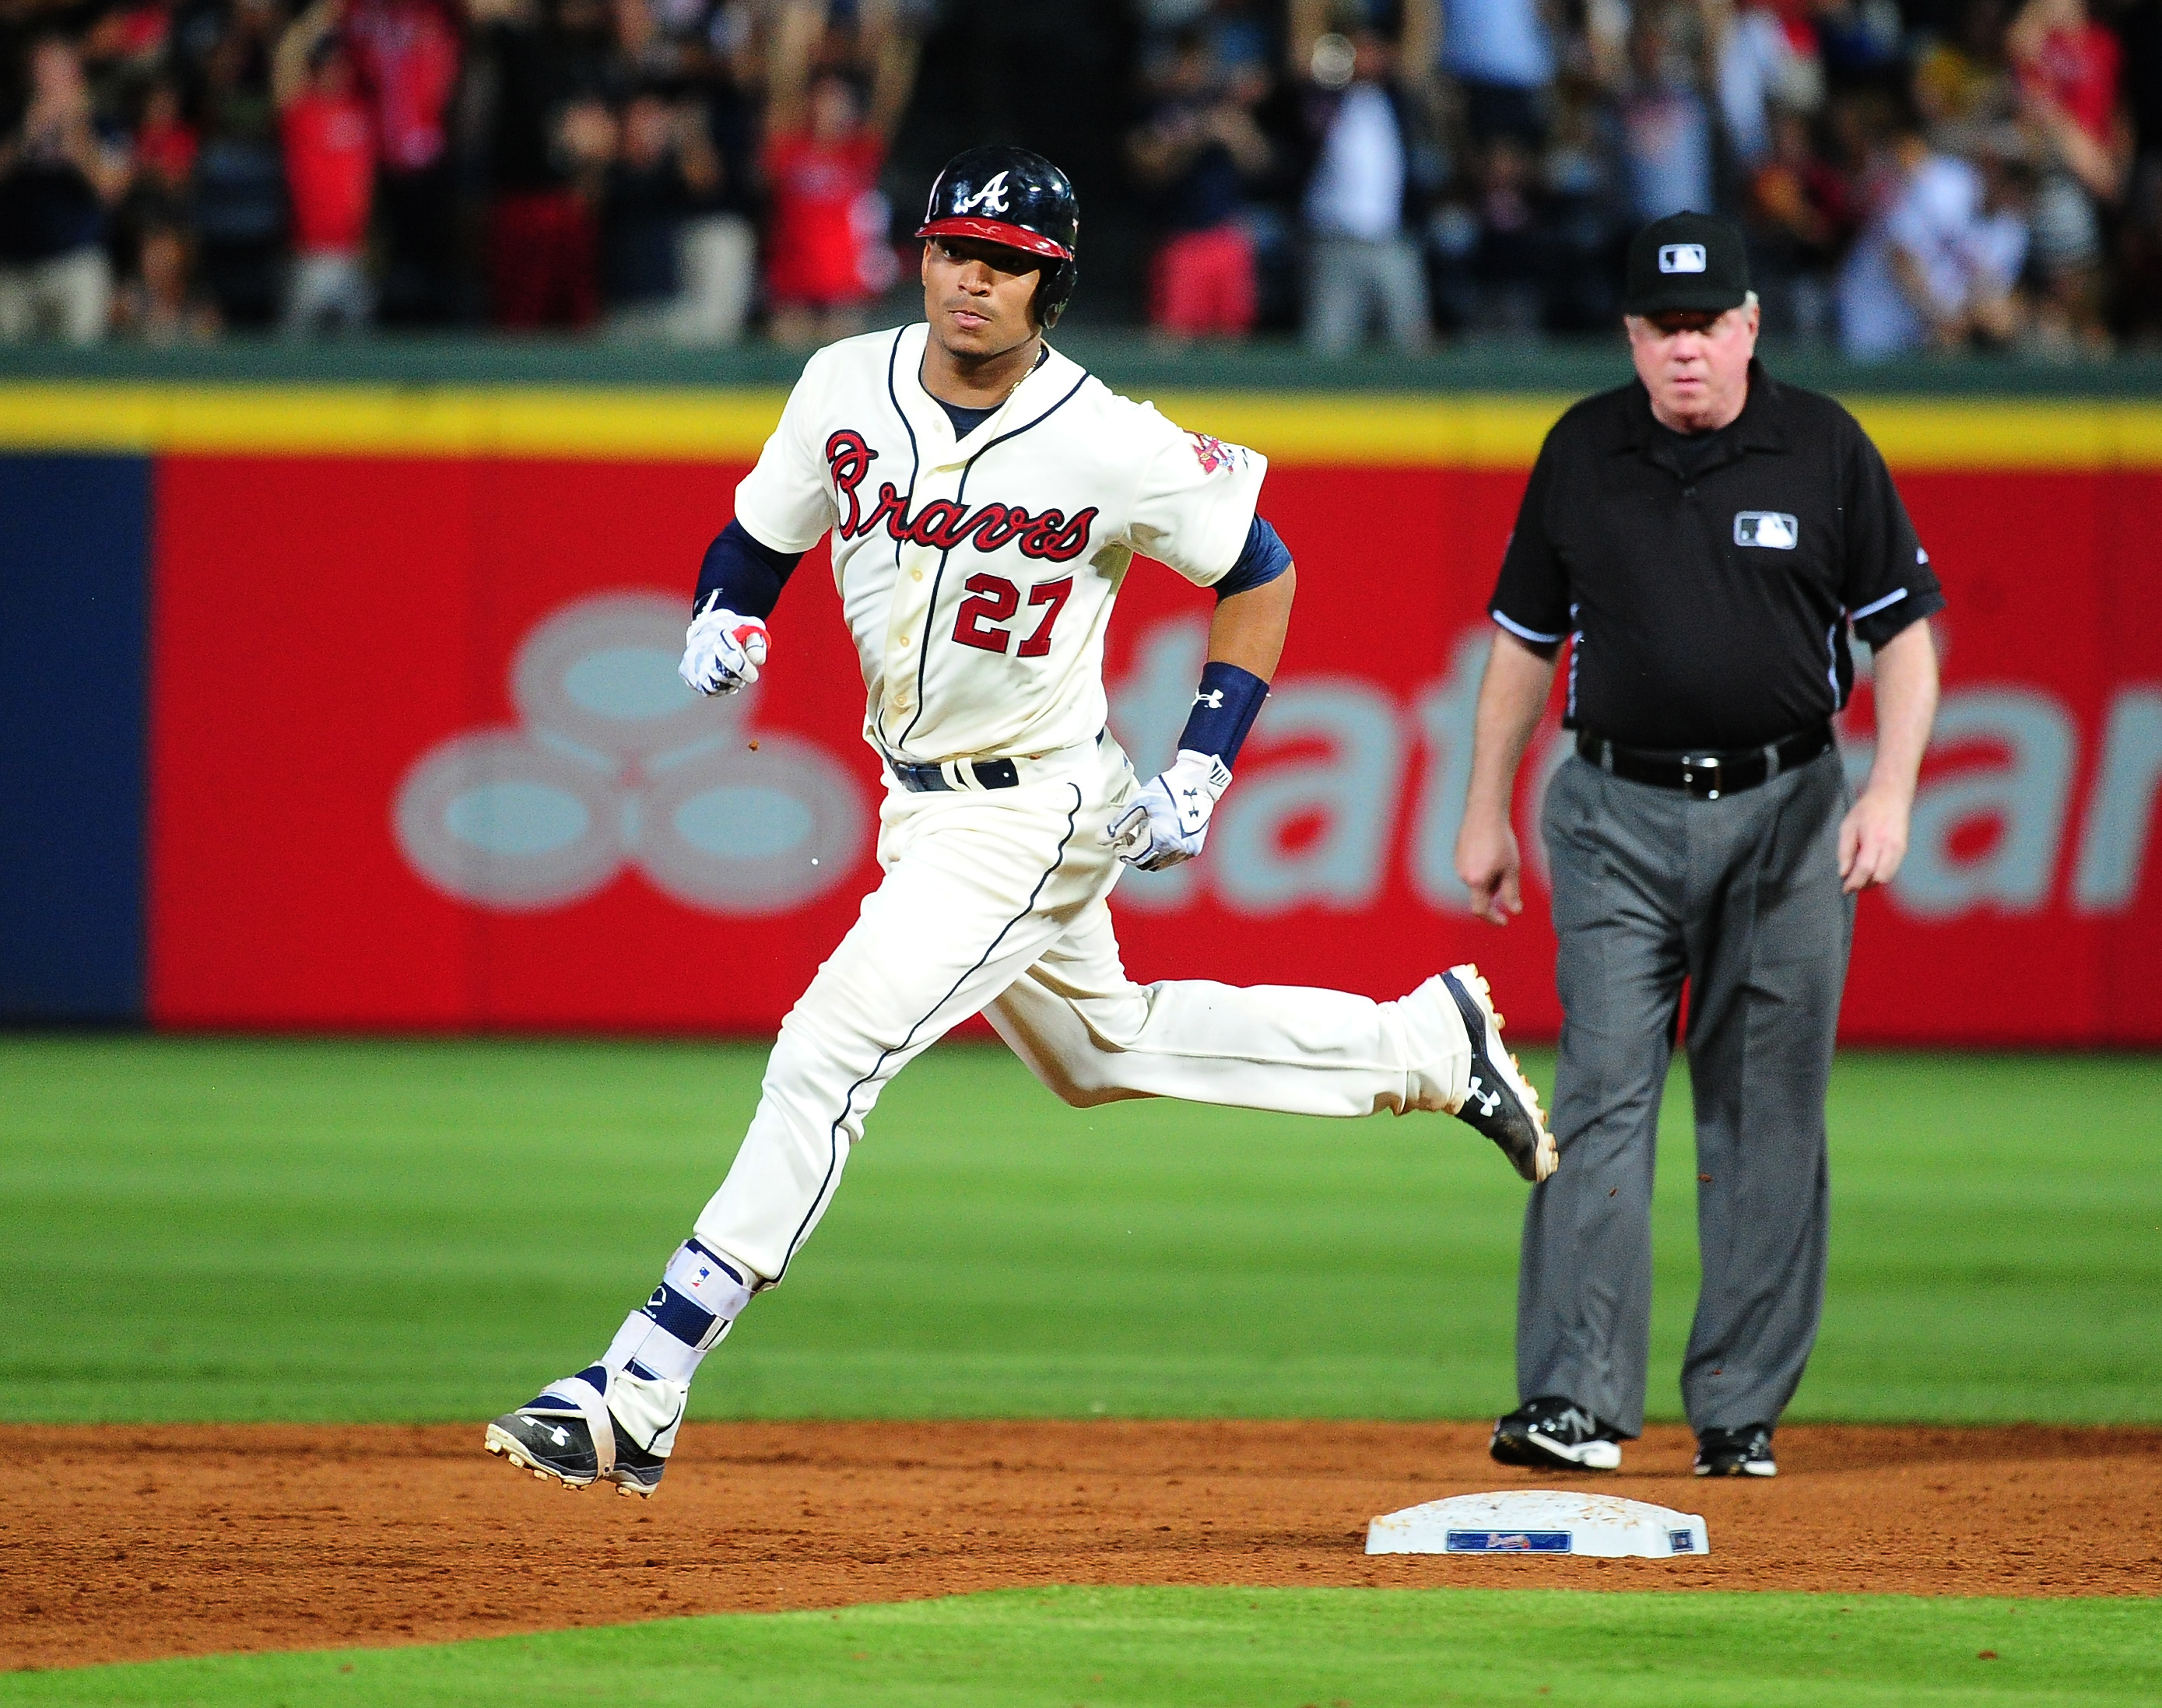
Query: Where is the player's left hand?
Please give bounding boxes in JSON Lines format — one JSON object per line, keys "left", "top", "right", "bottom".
{"left": 679, "top": 607, "right": 770, "bottom": 696}
{"left": 1838, "top": 782, "right": 1912, "bottom": 893}
{"left": 1107, "top": 749, "right": 1232, "bottom": 871}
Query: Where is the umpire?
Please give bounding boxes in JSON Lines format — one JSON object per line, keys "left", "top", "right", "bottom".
{"left": 1454, "top": 212, "right": 1943, "bottom": 1478}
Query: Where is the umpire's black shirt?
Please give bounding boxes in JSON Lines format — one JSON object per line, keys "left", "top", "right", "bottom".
{"left": 1489, "top": 360, "right": 1945, "bottom": 752}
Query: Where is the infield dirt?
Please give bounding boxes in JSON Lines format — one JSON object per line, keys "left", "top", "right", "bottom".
{"left": 5, "top": 1421, "right": 2158, "bottom": 1670}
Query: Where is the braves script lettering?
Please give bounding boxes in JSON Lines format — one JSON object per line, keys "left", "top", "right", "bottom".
{"left": 824, "top": 430, "right": 1097, "bottom": 563}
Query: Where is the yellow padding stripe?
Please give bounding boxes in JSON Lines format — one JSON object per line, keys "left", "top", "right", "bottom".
{"left": 0, "top": 383, "right": 2156, "bottom": 468}
{"left": 1153, "top": 394, "right": 2162, "bottom": 468}
{"left": 0, "top": 384, "right": 794, "bottom": 460}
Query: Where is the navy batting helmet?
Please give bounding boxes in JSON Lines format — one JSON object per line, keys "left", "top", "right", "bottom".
{"left": 917, "top": 146, "right": 1079, "bottom": 327}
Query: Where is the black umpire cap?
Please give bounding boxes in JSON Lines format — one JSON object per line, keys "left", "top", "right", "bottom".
{"left": 1623, "top": 212, "right": 1750, "bottom": 317}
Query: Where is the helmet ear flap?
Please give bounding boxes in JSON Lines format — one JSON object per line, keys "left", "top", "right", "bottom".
{"left": 1034, "top": 258, "right": 1077, "bottom": 328}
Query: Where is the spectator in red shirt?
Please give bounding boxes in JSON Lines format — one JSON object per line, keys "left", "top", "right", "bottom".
{"left": 342, "top": 0, "right": 462, "bottom": 324}
{"left": 132, "top": 78, "right": 197, "bottom": 193}
{"left": 2015, "top": 0, "right": 2125, "bottom": 137}
{"left": 1128, "top": 29, "right": 1274, "bottom": 342}
{"left": 471, "top": 0, "right": 619, "bottom": 330}
{"left": 2009, "top": 0, "right": 2132, "bottom": 347}
{"left": 760, "top": 2, "right": 918, "bottom": 346}
{"left": 276, "top": 0, "right": 377, "bottom": 334}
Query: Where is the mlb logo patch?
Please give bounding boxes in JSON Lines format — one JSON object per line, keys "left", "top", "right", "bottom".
{"left": 1734, "top": 511, "right": 1799, "bottom": 549}
{"left": 1658, "top": 243, "right": 1707, "bottom": 274}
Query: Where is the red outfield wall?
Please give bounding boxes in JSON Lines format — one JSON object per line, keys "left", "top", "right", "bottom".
{"left": 145, "top": 447, "right": 2162, "bottom": 1044}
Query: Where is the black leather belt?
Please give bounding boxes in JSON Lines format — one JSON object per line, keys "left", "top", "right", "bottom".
{"left": 886, "top": 729, "right": 1107, "bottom": 794}
{"left": 887, "top": 756, "right": 1020, "bottom": 793}
{"left": 1576, "top": 722, "right": 1834, "bottom": 800}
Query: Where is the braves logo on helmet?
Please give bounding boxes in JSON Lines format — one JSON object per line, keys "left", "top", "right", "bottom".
{"left": 953, "top": 171, "right": 1011, "bottom": 216}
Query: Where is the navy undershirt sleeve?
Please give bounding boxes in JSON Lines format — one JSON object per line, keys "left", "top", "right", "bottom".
{"left": 1213, "top": 514, "right": 1293, "bottom": 599}
{"left": 693, "top": 519, "right": 805, "bottom": 620}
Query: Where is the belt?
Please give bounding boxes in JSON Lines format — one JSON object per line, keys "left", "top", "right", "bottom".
{"left": 884, "top": 729, "right": 1107, "bottom": 794}
{"left": 1576, "top": 722, "right": 1834, "bottom": 800}
{"left": 886, "top": 755, "right": 1021, "bottom": 793}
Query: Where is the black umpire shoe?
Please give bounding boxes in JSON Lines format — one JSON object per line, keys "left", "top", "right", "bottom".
{"left": 1694, "top": 1424, "right": 1777, "bottom": 1478}
{"left": 1440, "top": 966, "right": 1558, "bottom": 1184}
{"left": 484, "top": 1367, "right": 669, "bottom": 1498}
{"left": 1490, "top": 1396, "right": 1626, "bottom": 1471}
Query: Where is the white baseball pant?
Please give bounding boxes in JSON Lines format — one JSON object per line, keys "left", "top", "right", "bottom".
{"left": 691, "top": 733, "right": 1476, "bottom": 1285}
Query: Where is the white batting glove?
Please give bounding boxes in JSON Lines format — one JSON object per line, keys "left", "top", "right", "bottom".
{"left": 1107, "top": 749, "right": 1233, "bottom": 871}
{"left": 679, "top": 607, "right": 770, "bottom": 696}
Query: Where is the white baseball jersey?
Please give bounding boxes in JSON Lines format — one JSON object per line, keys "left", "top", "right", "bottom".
{"left": 732, "top": 321, "right": 1268, "bottom": 766}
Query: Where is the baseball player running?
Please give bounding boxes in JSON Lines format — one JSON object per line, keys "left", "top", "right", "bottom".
{"left": 485, "top": 147, "right": 1555, "bottom": 1498}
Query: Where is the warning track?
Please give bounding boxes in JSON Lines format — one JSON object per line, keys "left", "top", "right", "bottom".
{"left": 4, "top": 1421, "right": 2158, "bottom": 1670}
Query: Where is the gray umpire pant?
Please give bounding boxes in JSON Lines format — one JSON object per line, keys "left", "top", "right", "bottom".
{"left": 1518, "top": 749, "right": 1855, "bottom": 1437}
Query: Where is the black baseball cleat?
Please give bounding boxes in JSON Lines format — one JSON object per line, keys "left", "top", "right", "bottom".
{"left": 1694, "top": 1424, "right": 1777, "bottom": 1478}
{"left": 486, "top": 1407, "right": 600, "bottom": 1485}
{"left": 484, "top": 1366, "right": 669, "bottom": 1498}
{"left": 1490, "top": 1396, "right": 1625, "bottom": 1471}
{"left": 1441, "top": 965, "right": 1558, "bottom": 1183}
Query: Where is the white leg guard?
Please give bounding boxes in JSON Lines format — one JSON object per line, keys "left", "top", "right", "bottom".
{"left": 599, "top": 1240, "right": 755, "bottom": 1456}
{"left": 600, "top": 1355, "right": 697, "bottom": 1459}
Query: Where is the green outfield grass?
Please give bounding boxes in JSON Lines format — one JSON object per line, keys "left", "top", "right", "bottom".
{"left": 0, "top": 1037, "right": 2155, "bottom": 1424}
{"left": 5, "top": 1587, "right": 2158, "bottom": 1707}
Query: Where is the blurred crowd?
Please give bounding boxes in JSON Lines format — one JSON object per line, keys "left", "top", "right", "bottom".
{"left": 0, "top": 0, "right": 917, "bottom": 342}
{"left": 1, "top": 0, "right": 2157, "bottom": 354}
{"left": 1133, "top": 0, "right": 2162, "bottom": 355}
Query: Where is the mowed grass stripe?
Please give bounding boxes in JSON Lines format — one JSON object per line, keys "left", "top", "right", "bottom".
{"left": 0, "top": 1040, "right": 2156, "bottom": 1423}
{"left": 5, "top": 1587, "right": 2158, "bottom": 1707}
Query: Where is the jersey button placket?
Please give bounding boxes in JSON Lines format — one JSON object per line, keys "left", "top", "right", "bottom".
{"left": 884, "top": 555, "right": 925, "bottom": 726}
{"left": 885, "top": 465, "right": 953, "bottom": 733}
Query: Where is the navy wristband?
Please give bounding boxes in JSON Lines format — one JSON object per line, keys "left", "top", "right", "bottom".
{"left": 1178, "top": 661, "right": 1269, "bottom": 767}
{"left": 693, "top": 519, "right": 804, "bottom": 620}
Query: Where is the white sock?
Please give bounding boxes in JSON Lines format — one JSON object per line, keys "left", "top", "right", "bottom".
{"left": 1398, "top": 976, "right": 1474, "bottom": 1114}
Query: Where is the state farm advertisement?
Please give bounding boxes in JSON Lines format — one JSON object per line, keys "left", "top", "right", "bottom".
{"left": 148, "top": 454, "right": 2162, "bottom": 1043}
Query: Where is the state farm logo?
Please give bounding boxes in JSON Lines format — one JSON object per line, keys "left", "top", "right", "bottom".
{"left": 395, "top": 592, "right": 866, "bottom": 914}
